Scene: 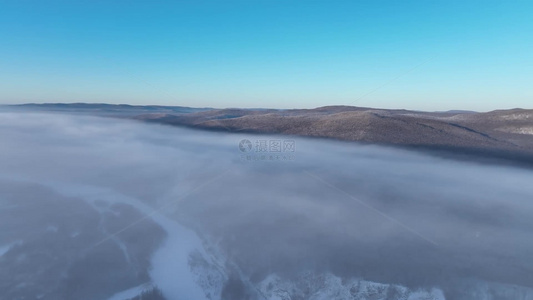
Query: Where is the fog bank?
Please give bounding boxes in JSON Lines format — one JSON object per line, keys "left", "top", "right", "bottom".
{"left": 1, "top": 112, "right": 533, "bottom": 299}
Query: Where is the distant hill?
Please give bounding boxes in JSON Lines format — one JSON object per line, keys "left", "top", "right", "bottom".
{"left": 5, "top": 103, "right": 212, "bottom": 116}
{"left": 134, "top": 106, "right": 531, "bottom": 148}
{"left": 6, "top": 103, "right": 533, "bottom": 164}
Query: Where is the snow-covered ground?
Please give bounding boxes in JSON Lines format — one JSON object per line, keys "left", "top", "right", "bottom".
{"left": 107, "top": 283, "right": 155, "bottom": 300}
{"left": 497, "top": 126, "right": 533, "bottom": 135}
{"left": 38, "top": 181, "right": 212, "bottom": 300}
{"left": 257, "top": 273, "right": 445, "bottom": 300}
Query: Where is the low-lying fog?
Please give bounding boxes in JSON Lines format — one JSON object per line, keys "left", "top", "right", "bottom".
{"left": 1, "top": 112, "right": 533, "bottom": 300}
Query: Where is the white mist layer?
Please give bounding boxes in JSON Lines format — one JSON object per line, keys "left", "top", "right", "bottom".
{"left": 2, "top": 112, "right": 533, "bottom": 299}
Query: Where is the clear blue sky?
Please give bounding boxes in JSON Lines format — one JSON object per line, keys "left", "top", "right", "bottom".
{"left": 1, "top": 0, "right": 532, "bottom": 111}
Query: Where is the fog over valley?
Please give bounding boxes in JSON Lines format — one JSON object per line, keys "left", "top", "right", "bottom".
{"left": 1, "top": 112, "right": 533, "bottom": 300}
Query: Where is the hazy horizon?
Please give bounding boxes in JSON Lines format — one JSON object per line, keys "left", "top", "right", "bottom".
{"left": 3, "top": 102, "right": 533, "bottom": 113}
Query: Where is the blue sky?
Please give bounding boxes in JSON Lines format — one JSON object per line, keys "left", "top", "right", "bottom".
{"left": 1, "top": 0, "right": 532, "bottom": 111}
